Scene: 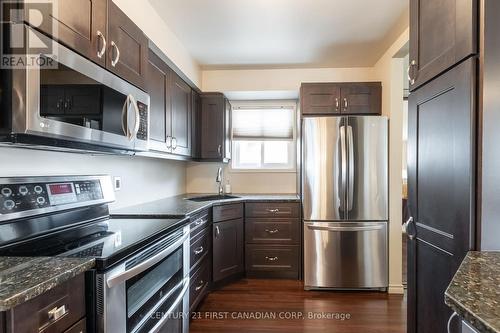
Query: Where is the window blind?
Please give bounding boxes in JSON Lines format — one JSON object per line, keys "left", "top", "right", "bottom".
{"left": 232, "top": 107, "right": 294, "bottom": 140}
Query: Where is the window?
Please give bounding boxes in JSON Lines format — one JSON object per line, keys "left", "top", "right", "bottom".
{"left": 231, "top": 103, "right": 296, "bottom": 171}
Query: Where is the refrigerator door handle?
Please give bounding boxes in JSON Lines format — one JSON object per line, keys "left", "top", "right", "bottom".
{"left": 340, "top": 125, "right": 347, "bottom": 212}
{"left": 347, "top": 125, "right": 354, "bottom": 211}
{"left": 306, "top": 223, "right": 385, "bottom": 232}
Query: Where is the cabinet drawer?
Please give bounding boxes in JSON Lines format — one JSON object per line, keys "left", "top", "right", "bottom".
{"left": 190, "top": 210, "right": 210, "bottom": 235}
{"left": 189, "top": 261, "right": 210, "bottom": 312}
{"left": 8, "top": 274, "right": 85, "bottom": 333}
{"left": 190, "top": 227, "right": 210, "bottom": 270}
{"left": 245, "top": 245, "right": 299, "bottom": 279}
{"left": 245, "top": 218, "right": 300, "bottom": 244}
{"left": 245, "top": 202, "right": 300, "bottom": 218}
{"left": 213, "top": 203, "right": 243, "bottom": 222}
{"left": 64, "top": 318, "right": 86, "bottom": 333}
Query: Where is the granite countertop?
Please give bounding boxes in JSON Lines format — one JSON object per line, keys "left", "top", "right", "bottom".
{"left": 445, "top": 252, "right": 500, "bottom": 333}
{"left": 0, "top": 257, "right": 95, "bottom": 311}
{"left": 111, "top": 193, "right": 300, "bottom": 218}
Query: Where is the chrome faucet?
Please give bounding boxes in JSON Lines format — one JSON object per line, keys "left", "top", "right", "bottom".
{"left": 216, "top": 167, "right": 224, "bottom": 195}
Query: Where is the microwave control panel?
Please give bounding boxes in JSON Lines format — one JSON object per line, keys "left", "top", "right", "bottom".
{"left": 0, "top": 180, "right": 103, "bottom": 215}
{"left": 137, "top": 102, "right": 148, "bottom": 141}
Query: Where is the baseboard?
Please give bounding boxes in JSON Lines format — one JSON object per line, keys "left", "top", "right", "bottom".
{"left": 388, "top": 284, "right": 405, "bottom": 294}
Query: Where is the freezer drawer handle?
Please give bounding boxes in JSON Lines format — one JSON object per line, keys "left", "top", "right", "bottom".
{"left": 265, "top": 256, "right": 279, "bottom": 262}
{"left": 265, "top": 228, "right": 279, "bottom": 234}
{"left": 306, "top": 225, "right": 385, "bottom": 232}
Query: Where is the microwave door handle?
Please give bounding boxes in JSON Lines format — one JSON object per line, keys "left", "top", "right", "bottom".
{"left": 106, "top": 229, "right": 189, "bottom": 288}
{"left": 129, "top": 94, "right": 141, "bottom": 139}
{"left": 347, "top": 125, "right": 354, "bottom": 211}
{"left": 121, "top": 95, "right": 130, "bottom": 139}
{"left": 149, "top": 277, "right": 190, "bottom": 333}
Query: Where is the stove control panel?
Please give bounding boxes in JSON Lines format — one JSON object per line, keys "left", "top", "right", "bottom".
{"left": 0, "top": 178, "right": 107, "bottom": 217}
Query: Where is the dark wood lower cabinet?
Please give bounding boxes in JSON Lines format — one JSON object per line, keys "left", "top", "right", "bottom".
{"left": 407, "top": 58, "right": 476, "bottom": 333}
{"left": 212, "top": 218, "right": 244, "bottom": 282}
{"left": 245, "top": 245, "right": 299, "bottom": 279}
{"left": 4, "top": 274, "right": 86, "bottom": 333}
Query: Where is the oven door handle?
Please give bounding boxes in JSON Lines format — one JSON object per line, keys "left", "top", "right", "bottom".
{"left": 106, "top": 229, "right": 189, "bottom": 288}
{"left": 150, "top": 277, "right": 190, "bottom": 333}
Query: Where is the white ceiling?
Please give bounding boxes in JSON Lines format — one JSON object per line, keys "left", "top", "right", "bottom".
{"left": 149, "top": 0, "right": 408, "bottom": 69}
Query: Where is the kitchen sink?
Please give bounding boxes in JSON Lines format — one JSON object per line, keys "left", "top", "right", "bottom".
{"left": 187, "top": 194, "right": 240, "bottom": 202}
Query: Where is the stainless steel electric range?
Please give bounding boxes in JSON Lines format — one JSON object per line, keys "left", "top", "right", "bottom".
{"left": 0, "top": 175, "right": 190, "bottom": 333}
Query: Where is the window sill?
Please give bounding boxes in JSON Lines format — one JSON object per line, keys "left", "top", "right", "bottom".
{"left": 229, "top": 168, "right": 297, "bottom": 174}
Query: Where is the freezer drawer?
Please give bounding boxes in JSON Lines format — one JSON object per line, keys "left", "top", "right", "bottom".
{"left": 304, "top": 221, "right": 388, "bottom": 289}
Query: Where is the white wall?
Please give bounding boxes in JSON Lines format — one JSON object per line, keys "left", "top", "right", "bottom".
{"left": 113, "top": 0, "right": 201, "bottom": 87}
{"left": 0, "top": 148, "right": 187, "bottom": 210}
{"left": 374, "top": 28, "right": 409, "bottom": 294}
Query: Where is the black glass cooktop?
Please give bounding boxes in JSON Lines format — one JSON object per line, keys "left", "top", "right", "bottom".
{"left": 0, "top": 217, "right": 189, "bottom": 270}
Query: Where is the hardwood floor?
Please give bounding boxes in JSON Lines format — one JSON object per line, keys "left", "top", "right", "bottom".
{"left": 190, "top": 279, "right": 407, "bottom": 333}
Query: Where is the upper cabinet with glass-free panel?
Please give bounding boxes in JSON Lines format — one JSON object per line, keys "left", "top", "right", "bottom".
{"left": 408, "top": 0, "right": 477, "bottom": 91}
{"left": 301, "top": 82, "right": 382, "bottom": 116}
{"left": 199, "top": 93, "right": 230, "bottom": 162}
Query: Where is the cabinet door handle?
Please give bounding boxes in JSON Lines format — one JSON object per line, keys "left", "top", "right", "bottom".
{"left": 97, "top": 30, "right": 106, "bottom": 59}
{"left": 217, "top": 144, "right": 222, "bottom": 156}
{"left": 403, "top": 216, "right": 416, "bottom": 240}
{"left": 447, "top": 312, "right": 458, "bottom": 333}
{"left": 343, "top": 98, "right": 348, "bottom": 110}
{"left": 265, "top": 256, "right": 279, "bottom": 262}
{"left": 172, "top": 137, "right": 178, "bottom": 150}
{"left": 111, "top": 41, "right": 120, "bottom": 67}
{"left": 194, "top": 246, "right": 204, "bottom": 255}
{"left": 335, "top": 98, "right": 340, "bottom": 111}
{"left": 265, "top": 229, "right": 279, "bottom": 234}
{"left": 195, "top": 280, "right": 204, "bottom": 291}
{"left": 166, "top": 136, "right": 172, "bottom": 149}
{"left": 215, "top": 225, "right": 220, "bottom": 238}
{"left": 408, "top": 60, "right": 418, "bottom": 85}
{"left": 56, "top": 98, "right": 63, "bottom": 111}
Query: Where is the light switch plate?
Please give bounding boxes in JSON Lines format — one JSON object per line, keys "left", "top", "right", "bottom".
{"left": 113, "top": 176, "right": 122, "bottom": 191}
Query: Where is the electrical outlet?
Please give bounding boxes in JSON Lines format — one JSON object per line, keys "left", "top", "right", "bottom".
{"left": 113, "top": 177, "right": 122, "bottom": 191}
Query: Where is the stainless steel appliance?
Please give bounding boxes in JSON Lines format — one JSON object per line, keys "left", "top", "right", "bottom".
{"left": 0, "top": 24, "right": 150, "bottom": 152}
{"left": 0, "top": 175, "right": 190, "bottom": 333}
{"left": 302, "top": 116, "right": 389, "bottom": 290}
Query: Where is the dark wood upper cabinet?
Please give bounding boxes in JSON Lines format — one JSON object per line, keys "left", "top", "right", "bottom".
{"left": 301, "top": 82, "right": 381, "bottom": 116}
{"left": 107, "top": 0, "right": 148, "bottom": 90}
{"left": 146, "top": 50, "right": 171, "bottom": 151}
{"left": 26, "top": 0, "right": 107, "bottom": 66}
{"left": 301, "top": 83, "right": 341, "bottom": 115}
{"left": 170, "top": 73, "right": 192, "bottom": 156}
{"left": 409, "top": 0, "right": 477, "bottom": 91}
{"left": 191, "top": 90, "right": 201, "bottom": 159}
{"left": 200, "top": 93, "right": 230, "bottom": 161}
{"left": 340, "top": 83, "right": 382, "bottom": 115}
{"left": 212, "top": 218, "right": 244, "bottom": 282}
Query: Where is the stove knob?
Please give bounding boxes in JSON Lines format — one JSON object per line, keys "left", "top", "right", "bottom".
{"left": 1, "top": 187, "right": 12, "bottom": 197}
{"left": 34, "top": 186, "right": 43, "bottom": 194}
{"left": 37, "top": 197, "right": 46, "bottom": 205}
{"left": 18, "top": 186, "right": 29, "bottom": 196}
{"left": 3, "top": 200, "right": 15, "bottom": 210}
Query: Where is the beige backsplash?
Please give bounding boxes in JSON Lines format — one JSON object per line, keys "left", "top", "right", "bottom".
{"left": 186, "top": 162, "right": 297, "bottom": 194}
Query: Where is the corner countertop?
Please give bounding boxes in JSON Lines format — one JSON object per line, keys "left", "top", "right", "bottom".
{"left": 0, "top": 257, "right": 95, "bottom": 311}
{"left": 445, "top": 252, "right": 500, "bottom": 333}
{"left": 111, "top": 193, "right": 300, "bottom": 218}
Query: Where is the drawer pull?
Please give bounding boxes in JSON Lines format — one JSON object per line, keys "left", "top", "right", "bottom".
{"left": 194, "top": 246, "right": 204, "bottom": 255}
{"left": 41, "top": 304, "right": 68, "bottom": 330}
{"left": 195, "top": 280, "right": 205, "bottom": 291}
{"left": 266, "top": 209, "right": 280, "bottom": 214}
{"left": 265, "top": 229, "right": 279, "bottom": 234}
{"left": 265, "top": 256, "right": 279, "bottom": 262}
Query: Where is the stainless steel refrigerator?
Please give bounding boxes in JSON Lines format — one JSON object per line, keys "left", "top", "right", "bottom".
{"left": 302, "top": 116, "right": 388, "bottom": 290}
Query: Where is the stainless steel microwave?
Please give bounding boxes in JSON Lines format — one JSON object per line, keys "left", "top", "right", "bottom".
{"left": 0, "top": 24, "right": 150, "bottom": 152}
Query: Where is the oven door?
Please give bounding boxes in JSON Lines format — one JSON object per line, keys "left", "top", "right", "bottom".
{"left": 98, "top": 225, "right": 190, "bottom": 333}
{"left": 11, "top": 24, "right": 150, "bottom": 151}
